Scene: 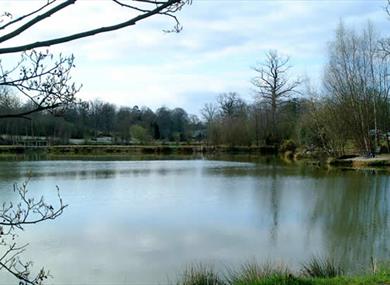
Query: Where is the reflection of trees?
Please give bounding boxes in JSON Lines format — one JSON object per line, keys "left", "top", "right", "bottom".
{"left": 268, "top": 162, "right": 281, "bottom": 244}
{"left": 204, "top": 156, "right": 284, "bottom": 244}
{"left": 162, "top": 157, "right": 389, "bottom": 272}
{"left": 309, "top": 171, "right": 390, "bottom": 272}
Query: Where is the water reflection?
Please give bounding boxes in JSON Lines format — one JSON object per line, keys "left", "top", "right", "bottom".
{"left": 269, "top": 169, "right": 281, "bottom": 244}
{"left": 309, "top": 172, "right": 390, "bottom": 271}
{"left": 0, "top": 157, "right": 388, "bottom": 284}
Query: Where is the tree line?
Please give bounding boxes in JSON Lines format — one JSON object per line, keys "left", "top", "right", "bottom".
{"left": 202, "top": 22, "right": 390, "bottom": 156}
{"left": 0, "top": 98, "right": 204, "bottom": 144}
{"left": 1, "top": 22, "right": 390, "bottom": 156}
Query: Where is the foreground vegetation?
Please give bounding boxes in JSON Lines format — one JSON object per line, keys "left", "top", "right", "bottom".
{"left": 174, "top": 259, "right": 390, "bottom": 285}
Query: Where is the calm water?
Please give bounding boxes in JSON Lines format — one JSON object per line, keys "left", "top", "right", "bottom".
{"left": 0, "top": 156, "right": 389, "bottom": 284}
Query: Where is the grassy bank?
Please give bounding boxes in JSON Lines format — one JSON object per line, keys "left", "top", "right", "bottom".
{"left": 281, "top": 146, "right": 390, "bottom": 169}
{"left": 328, "top": 154, "right": 390, "bottom": 167}
{"left": 174, "top": 259, "right": 390, "bottom": 285}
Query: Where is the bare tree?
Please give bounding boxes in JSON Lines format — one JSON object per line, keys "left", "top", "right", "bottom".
{"left": 382, "top": 1, "right": 390, "bottom": 54}
{"left": 250, "top": 100, "right": 270, "bottom": 147}
{"left": 0, "top": 177, "right": 67, "bottom": 284}
{"left": 216, "top": 92, "right": 251, "bottom": 146}
{"left": 324, "top": 22, "right": 390, "bottom": 154}
{"left": 0, "top": 0, "right": 191, "bottom": 55}
{"left": 217, "top": 92, "right": 246, "bottom": 118}
{"left": 201, "top": 103, "right": 219, "bottom": 146}
{"left": 201, "top": 103, "right": 217, "bottom": 123}
{"left": 251, "top": 50, "right": 300, "bottom": 142}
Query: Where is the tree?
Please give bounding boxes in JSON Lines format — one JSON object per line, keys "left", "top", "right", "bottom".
{"left": 100, "top": 103, "right": 117, "bottom": 135}
{"left": 298, "top": 90, "right": 348, "bottom": 155}
{"left": 252, "top": 50, "right": 300, "bottom": 143}
{"left": 0, "top": 178, "right": 66, "bottom": 285}
{"left": 130, "top": 124, "right": 151, "bottom": 144}
{"left": 171, "top": 107, "right": 189, "bottom": 141}
{"left": 383, "top": 1, "right": 390, "bottom": 56}
{"left": 249, "top": 100, "right": 267, "bottom": 146}
{"left": 216, "top": 92, "right": 251, "bottom": 146}
{"left": 324, "top": 22, "right": 390, "bottom": 154}
{"left": 139, "top": 107, "right": 157, "bottom": 139}
{"left": 217, "top": 92, "right": 246, "bottom": 118}
{"left": 116, "top": 107, "right": 132, "bottom": 142}
{"left": 155, "top": 107, "right": 172, "bottom": 140}
{"left": 201, "top": 103, "right": 219, "bottom": 146}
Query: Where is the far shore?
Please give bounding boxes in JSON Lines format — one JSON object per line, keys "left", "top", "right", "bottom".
{"left": 1, "top": 144, "right": 390, "bottom": 170}
{"left": 0, "top": 144, "right": 278, "bottom": 155}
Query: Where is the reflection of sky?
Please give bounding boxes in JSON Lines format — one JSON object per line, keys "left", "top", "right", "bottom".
{"left": 0, "top": 160, "right": 388, "bottom": 284}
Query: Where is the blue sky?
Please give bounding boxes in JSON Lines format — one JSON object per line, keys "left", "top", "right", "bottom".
{"left": 2, "top": 0, "right": 390, "bottom": 115}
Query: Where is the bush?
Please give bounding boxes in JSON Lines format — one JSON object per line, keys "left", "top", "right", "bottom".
{"left": 130, "top": 125, "right": 152, "bottom": 144}
{"left": 279, "top": 139, "right": 297, "bottom": 153}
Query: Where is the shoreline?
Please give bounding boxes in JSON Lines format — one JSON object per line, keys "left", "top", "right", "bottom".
{"left": 0, "top": 144, "right": 278, "bottom": 155}
{"left": 328, "top": 155, "right": 390, "bottom": 167}
{"left": 1, "top": 144, "right": 390, "bottom": 170}
{"left": 173, "top": 260, "right": 390, "bottom": 285}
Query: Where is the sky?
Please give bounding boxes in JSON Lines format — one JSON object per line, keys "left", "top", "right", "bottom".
{"left": 1, "top": 0, "right": 390, "bottom": 115}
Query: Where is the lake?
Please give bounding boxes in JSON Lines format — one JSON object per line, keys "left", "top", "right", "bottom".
{"left": 0, "top": 155, "right": 389, "bottom": 284}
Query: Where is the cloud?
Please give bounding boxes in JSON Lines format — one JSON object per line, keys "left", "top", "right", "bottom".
{"left": 1, "top": 0, "right": 389, "bottom": 114}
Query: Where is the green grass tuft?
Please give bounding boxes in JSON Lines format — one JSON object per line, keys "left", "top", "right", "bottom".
{"left": 176, "top": 264, "right": 226, "bottom": 285}
{"left": 301, "top": 257, "right": 344, "bottom": 278}
{"left": 226, "top": 262, "right": 295, "bottom": 285}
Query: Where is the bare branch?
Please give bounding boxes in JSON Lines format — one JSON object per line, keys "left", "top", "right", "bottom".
{"left": 0, "top": 50, "right": 80, "bottom": 119}
{"left": 0, "top": 0, "right": 77, "bottom": 44}
{"left": 112, "top": 0, "right": 150, "bottom": 13}
{"left": 0, "top": 0, "right": 57, "bottom": 31}
{"left": 0, "top": 0, "right": 191, "bottom": 54}
{"left": 0, "top": 177, "right": 66, "bottom": 284}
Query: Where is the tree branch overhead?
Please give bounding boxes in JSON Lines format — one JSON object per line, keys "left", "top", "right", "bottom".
{"left": 0, "top": 0, "right": 190, "bottom": 54}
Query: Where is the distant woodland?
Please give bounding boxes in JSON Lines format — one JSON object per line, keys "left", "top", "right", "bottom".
{"left": 1, "top": 22, "right": 390, "bottom": 156}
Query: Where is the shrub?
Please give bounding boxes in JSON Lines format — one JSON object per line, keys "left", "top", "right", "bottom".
{"left": 279, "top": 139, "right": 297, "bottom": 153}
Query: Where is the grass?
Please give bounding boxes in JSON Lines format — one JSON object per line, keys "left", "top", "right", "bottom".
{"left": 176, "top": 264, "right": 225, "bottom": 285}
{"left": 226, "top": 262, "right": 297, "bottom": 285}
{"left": 174, "top": 258, "right": 390, "bottom": 285}
{"left": 301, "top": 257, "right": 344, "bottom": 278}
